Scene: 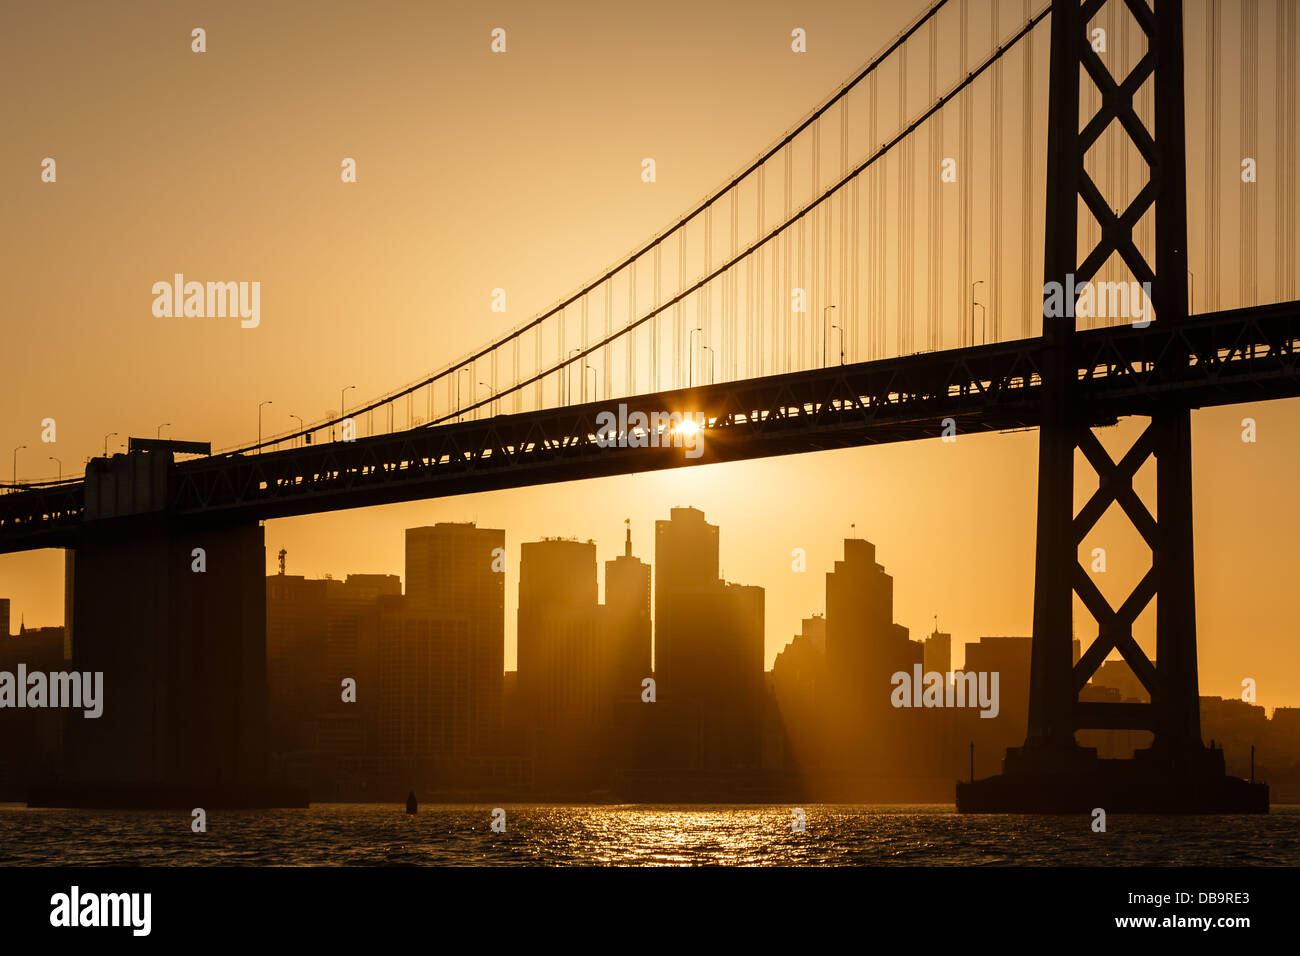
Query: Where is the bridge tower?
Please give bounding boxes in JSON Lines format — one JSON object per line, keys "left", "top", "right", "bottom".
{"left": 959, "top": 0, "right": 1267, "bottom": 811}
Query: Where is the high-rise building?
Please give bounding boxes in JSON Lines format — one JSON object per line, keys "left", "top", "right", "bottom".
{"left": 603, "top": 523, "right": 651, "bottom": 693}
{"left": 265, "top": 572, "right": 400, "bottom": 759}
{"left": 0, "top": 624, "right": 68, "bottom": 798}
{"left": 924, "top": 628, "right": 952, "bottom": 676}
{"left": 654, "top": 506, "right": 720, "bottom": 687}
{"left": 825, "top": 539, "right": 914, "bottom": 688}
{"left": 652, "top": 507, "right": 765, "bottom": 770}
{"left": 373, "top": 612, "right": 475, "bottom": 760}
{"left": 822, "top": 538, "right": 918, "bottom": 773}
{"left": 518, "top": 538, "right": 608, "bottom": 781}
{"left": 404, "top": 523, "right": 505, "bottom": 753}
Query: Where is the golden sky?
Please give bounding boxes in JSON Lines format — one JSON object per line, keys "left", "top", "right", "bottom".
{"left": 2, "top": 0, "right": 1298, "bottom": 710}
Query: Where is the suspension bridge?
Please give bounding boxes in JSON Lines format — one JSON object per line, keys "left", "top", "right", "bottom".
{"left": 2, "top": 0, "right": 1297, "bottom": 809}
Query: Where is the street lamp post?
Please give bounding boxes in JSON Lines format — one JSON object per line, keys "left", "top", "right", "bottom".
{"left": 478, "top": 382, "right": 493, "bottom": 417}
{"left": 702, "top": 345, "right": 715, "bottom": 385}
{"left": 12, "top": 445, "right": 25, "bottom": 490}
{"left": 289, "top": 414, "right": 304, "bottom": 447}
{"left": 823, "top": 305, "right": 837, "bottom": 367}
{"left": 340, "top": 385, "right": 356, "bottom": 421}
{"left": 49, "top": 456, "right": 61, "bottom": 482}
{"left": 830, "top": 323, "right": 845, "bottom": 364}
{"left": 970, "top": 280, "right": 985, "bottom": 346}
{"left": 585, "top": 366, "right": 598, "bottom": 402}
{"left": 156, "top": 423, "right": 171, "bottom": 439}
{"left": 258, "top": 401, "right": 272, "bottom": 451}
{"left": 102, "top": 432, "right": 117, "bottom": 457}
{"left": 564, "top": 350, "right": 581, "bottom": 405}
{"left": 456, "top": 368, "right": 473, "bottom": 421}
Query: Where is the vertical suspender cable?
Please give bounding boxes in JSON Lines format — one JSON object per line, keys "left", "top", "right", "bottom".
{"left": 1206, "top": 0, "right": 1220, "bottom": 311}
{"left": 1022, "top": 0, "right": 1034, "bottom": 337}
{"left": 1241, "top": 0, "right": 1259, "bottom": 307}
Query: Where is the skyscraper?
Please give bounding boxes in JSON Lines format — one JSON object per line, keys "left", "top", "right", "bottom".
{"left": 924, "top": 628, "right": 952, "bottom": 677}
{"left": 825, "top": 539, "right": 914, "bottom": 688}
{"left": 823, "top": 537, "right": 918, "bottom": 773}
{"left": 654, "top": 506, "right": 719, "bottom": 688}
{"left": 518, "top": 538, "right": 608, "bottom": 784}
{"left": 653, "top": 507, "right": 764, "bottom": 770}
{"left": 604, "top": 522, "right": 651, "bottom": 693}
{"left": 403, "top": 523, "right": 505, "bottom": 754}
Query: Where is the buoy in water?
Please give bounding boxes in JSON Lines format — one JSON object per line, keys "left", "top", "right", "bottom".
{"left": 405, "top": 790, "right": 418, "bottom": 815}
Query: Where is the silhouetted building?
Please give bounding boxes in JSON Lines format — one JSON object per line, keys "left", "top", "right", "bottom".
{"left": 676, "top": 582, "right": 765, "bottom": 769}
{"left": 404, "top": 523, "right": 505, "bottom": 753}
{"left": 772, "top": 615, "right": 832, "bottom": 775}
{"left": 604, "top": 523, "right": 651, "bottom": 692}
{"left": 957, "top": 636, "right": 1032, "bottom": 778}
{"left": 0, "top": 625, "right": 67, "bottom": 798}
{"left": 824, "top": 538, "right": 917, "bottom": 773}
{"left": 266, "top": 571, "right": 400, "bottom": 795}
{"left": 826, "top": 539, "right": 915, "bottom": 692}
{"left": 654, "top": 506, "right": 719, "bottom": 687}
{"left": 0, "top": 598, "right": 8, "bottom": 638}
{"left": 924, "top": 628, "right": 951, "bottom": 677}
{"left": 651, "top": 507, "right": 765, "bottom": 772}
{"left": 518, "top": 538, "right": 609, "bottom": 787}
{"left": 1093, "top": 658, "right": 1151, "bottom": 701}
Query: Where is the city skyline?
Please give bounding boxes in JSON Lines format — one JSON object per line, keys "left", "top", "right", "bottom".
{"left": 3, "top": 0, "right": 1298, "bottom": 715}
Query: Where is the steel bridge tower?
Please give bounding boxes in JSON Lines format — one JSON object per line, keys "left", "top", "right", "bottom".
{"left": 958, "top": 0, "right": 1267, "bottom": 812}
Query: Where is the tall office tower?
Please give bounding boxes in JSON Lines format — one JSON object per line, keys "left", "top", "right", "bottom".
{"left": 518, "top": 538, "right": 608, "bottom": 781}
{"left": 603, "top": 523, "right": 651, "bottom": 693}
{"left": 373, "top": 612, "right": 474, "bottom": 762}
{"left": 924, "top": 628, "right": 952, "bottom": 677}
{"left": 404, "top": 523, "right": 505, "bottom": 753}
{"left": 653, "top": 506, "right": 720, "bottom": 687}
{"left": 652, "top": 507, "right": 766, "bottom": 770}
{"left": 825, "top": 539, "right": 914, "bottom": 689}
{"left": 823, "top": 537, "right": 918, "bottom": 773}
{"left": 671, "top": 581, "right": 766, "bottom": 769}
{"left": 265, "top": 572, "right": 400, "bottom": 760}
{"left": 266, "top": 574, "right": 329, "bottom": 755}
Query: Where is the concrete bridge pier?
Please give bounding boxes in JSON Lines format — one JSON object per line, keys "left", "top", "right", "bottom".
{"left": 28, "top": 450, "right": 304, "bottom": 808}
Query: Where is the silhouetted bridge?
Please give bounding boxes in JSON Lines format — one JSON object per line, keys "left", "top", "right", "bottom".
{"left": 2, "top": 0, "right": 1295, "bottom": 810}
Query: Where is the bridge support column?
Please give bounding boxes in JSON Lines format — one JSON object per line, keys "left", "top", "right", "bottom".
{"left": 28, "top": 451, "right": 302, "bottom": 808}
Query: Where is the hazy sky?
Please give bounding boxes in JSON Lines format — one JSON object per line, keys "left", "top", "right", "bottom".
{"left": 2, "top": 0, "right": 1298, "bottom": 710}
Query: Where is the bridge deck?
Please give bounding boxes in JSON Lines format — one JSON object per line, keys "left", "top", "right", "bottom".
{"left": 1, "top": 301, "right": 1296, "bottom": 554}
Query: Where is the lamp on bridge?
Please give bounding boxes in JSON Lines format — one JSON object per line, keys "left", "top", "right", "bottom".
{"left": 257, "top": 401, "right": 272, "bottom": 452}
{"left": 823, "top": 305, "right": 837, "bottom": 367}
{"left": 830, "top": 322, "right": 845, "bottom": 365}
